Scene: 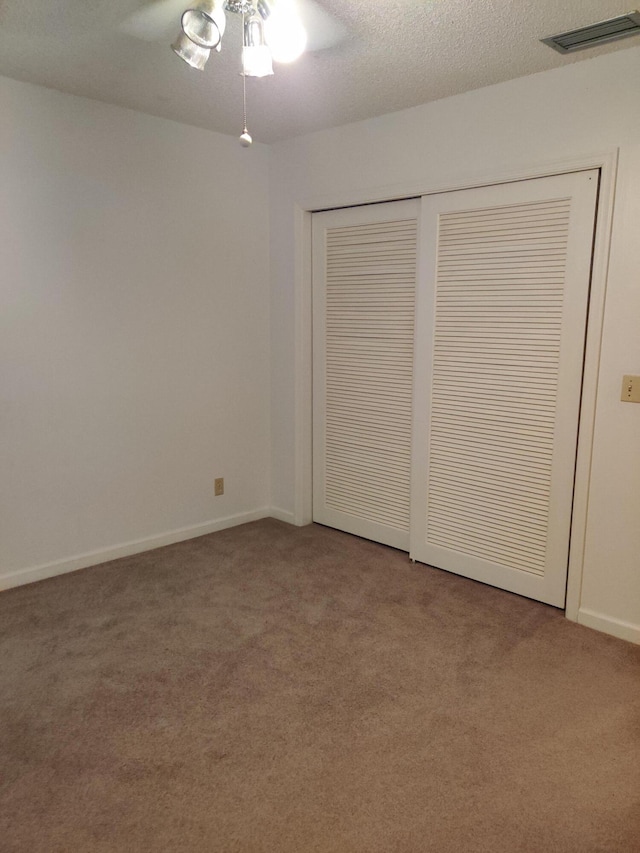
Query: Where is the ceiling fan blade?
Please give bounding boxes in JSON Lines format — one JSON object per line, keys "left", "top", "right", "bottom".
{"left": 296, "top": 0, "right": 349, "bottom": 51}
{"left": 120, "top": 0, "right": 188, "bottom": 42}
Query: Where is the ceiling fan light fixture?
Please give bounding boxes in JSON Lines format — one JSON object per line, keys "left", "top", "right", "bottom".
{"left": 168, "top": 0, "right": 319, "bottom": 143}
{"left": 181, "top": 1, "right": 226, "bottom": 49}
{"left": 171, "top": 31, "right": 211, "bottom": 69}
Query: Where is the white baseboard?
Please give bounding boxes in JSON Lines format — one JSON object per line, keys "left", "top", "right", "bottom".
{"left": 0, "top": 508, "right": 273, "bottom": 592}
{"left": 577, "top": 608, "right": 640, "bottom": 645}
{"left": 268, "top": 507, "right": 297, "bottom": 525}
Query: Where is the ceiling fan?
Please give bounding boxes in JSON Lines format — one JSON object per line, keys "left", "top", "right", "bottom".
{"left": 120, "top": 0, "right": 347, "bottom": 144}
{"left": 121, "top": 0, "right": 347, "bottom": 54}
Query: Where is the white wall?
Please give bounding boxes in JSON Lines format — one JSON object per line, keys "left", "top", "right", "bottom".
{"left": 269, "top": 47, "right": 640, "bottom": 642}
{"left": 0, "top": 76, "right": 272, "bottom": 587}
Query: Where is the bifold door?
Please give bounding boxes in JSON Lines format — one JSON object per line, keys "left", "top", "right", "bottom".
{"left": 312, "top": 199, "right": 420, "bottom": 550}
{"left": 312, "top": 170, "right": 598, "bottom": 607}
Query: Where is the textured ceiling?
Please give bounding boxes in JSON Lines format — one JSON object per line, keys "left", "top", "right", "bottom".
{"left": 0, "top": 1, "right": 638, "bottom": 143}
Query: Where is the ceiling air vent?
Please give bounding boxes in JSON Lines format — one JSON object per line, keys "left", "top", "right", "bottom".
{"left": 541, "top": 11, "right": 640, "bottom": 53}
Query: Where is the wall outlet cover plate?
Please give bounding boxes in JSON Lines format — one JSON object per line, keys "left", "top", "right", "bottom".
{"left": 621, "top": 375, "right": 640, "bottom": 403}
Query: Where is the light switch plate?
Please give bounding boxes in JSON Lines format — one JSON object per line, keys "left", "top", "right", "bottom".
{"left": 621, "top": 375, "right": 640, "bottom": 403}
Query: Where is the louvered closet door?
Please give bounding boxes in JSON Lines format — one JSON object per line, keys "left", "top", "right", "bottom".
{"left": 410, "top": 171, "right": 598, "bottom": 606}
{"left": 313, "top": 199, "right": 419, "bottom": 549}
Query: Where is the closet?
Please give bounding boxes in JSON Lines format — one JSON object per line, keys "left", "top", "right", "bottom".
{"left": 312, "top": 171, "right": 599, "bottom": 607}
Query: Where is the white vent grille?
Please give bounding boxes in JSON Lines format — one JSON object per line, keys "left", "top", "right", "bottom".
{"left": 541, "top": 11, "right": 640, "bottom": 53}
{"left": 324, "top": 219, "right": 417, "bottom": 530}
{"left": 426, "top": 198, "right": 573, "bottom": 575}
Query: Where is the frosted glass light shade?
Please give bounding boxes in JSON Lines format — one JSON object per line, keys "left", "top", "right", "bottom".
{"left": 181, "top": 1, "right": 226, "bottom": 49}
{"left": 242, "top": 45, "right": 274, "bottom": 77}
{"left": 171, "top": 32, "right": 211, "bottom": 69}
{"left": 242, "top": 12, "right": 273, "bottom": 77}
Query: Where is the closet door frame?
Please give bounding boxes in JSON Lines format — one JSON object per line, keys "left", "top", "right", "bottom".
{"left": 292, "top": 150, "right": 618, "bottom": 621}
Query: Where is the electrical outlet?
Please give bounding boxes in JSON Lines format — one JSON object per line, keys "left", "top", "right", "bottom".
{"left": 621, "top": 375, "right": 640, "bottom": 403}
{"left": 214, "top": 477, "right": 224, "bottom": 496}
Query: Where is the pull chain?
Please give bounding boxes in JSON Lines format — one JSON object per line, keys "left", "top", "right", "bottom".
{"left": 239, "top": 13, "right": 252, "bottom": 147}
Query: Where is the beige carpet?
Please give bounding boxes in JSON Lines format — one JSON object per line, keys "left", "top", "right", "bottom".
{"left": 1, "top": 519, "right": 639, "bottom": 852}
